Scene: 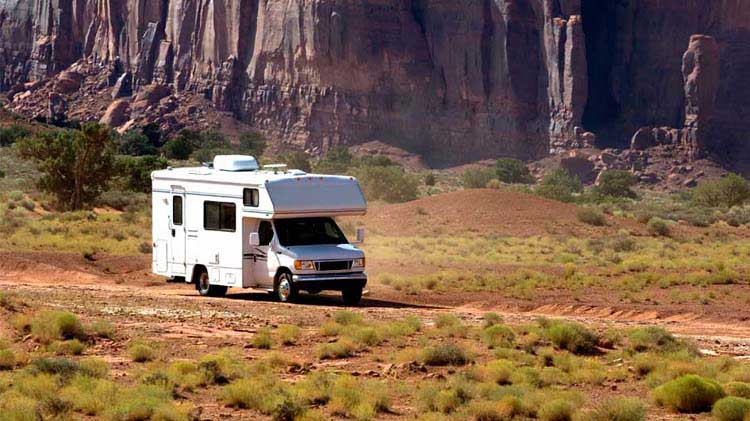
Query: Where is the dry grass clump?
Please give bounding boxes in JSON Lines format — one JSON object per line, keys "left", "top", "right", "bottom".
{"left": 30, "top": 311, "right": 85, "bottom": 344}
{"left": 652, "top": 374, "right": 725, "bottom": 413}
{"left": 725, "top": 382, "right": 750, "bottom": 399}
{"left": 277, "top": 324, "right": 301, "bottom": 346}
{"left": 88, "top": 320, "right": 115, "bottom": 339}
{"left": 51, "top": 339, "right": 86, "bottom": 356}
{"left": 577, "top": 208, "right": 607, "bottom": 226}
{"left": 626, "top": 326, "right": 686, "bottom": 353}
{"left": 544, "top": 321, "right": 599, "bottom": 355}
{"left": 128, "top": 341, "right": 156, "bottom": 363}
{"left": 328, "top": 375, "right": 391, "bottom": 420}
{"left": 575, "top": 397, "right": 646, "bottom": 421}
{"left": 251, "top": 327, "right": 273, "bottom": 349}
{"left": 197, "top": 350, "right": 248, "bottom": 385}
{"left": 421, "top": 342, "right": 472, "bottom": 366}
{"left": 316, "top": 338, "right": 358, "bottom": 360}
{"left": 481, "top": 324, "right": 516, "bottom": 349}
{"left": 538, "top": 398, "right": 576, "bottom": 421}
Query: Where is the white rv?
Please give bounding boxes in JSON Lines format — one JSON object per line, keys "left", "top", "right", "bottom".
{"left": 151, "top": 155, "right": 368, "bottom": 305}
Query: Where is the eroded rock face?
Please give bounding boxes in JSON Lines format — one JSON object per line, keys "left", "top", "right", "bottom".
{"left": 0, "top": 0, "right": 748, "bottom": 167}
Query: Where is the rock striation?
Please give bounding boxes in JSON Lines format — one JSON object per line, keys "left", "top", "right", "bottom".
{"left": 0, "top": 0, "right": 748, "bottom": 167}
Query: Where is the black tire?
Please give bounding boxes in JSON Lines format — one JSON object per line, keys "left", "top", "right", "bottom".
{"left": 342, "top": 287, "right": 363, "bottom": 306}
{"left": 195, "top": 268, "right": 227, "bottom": 297}
{"left": 275, "top": 272, "right": 298, "bottom": 303}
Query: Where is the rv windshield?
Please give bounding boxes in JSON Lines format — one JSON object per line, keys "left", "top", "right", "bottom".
{"left": 274, "top": 217, "right": 348, "bottom": 247}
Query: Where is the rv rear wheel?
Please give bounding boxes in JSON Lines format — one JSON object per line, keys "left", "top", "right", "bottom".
{"left": 342, "top": 287, "right": 363, "bottom": 306}
{"left": 275, "top": 272, "right": 298, "bottom": 303}
{"left": 196, "top": 268, "right": 227, "bottom": 297}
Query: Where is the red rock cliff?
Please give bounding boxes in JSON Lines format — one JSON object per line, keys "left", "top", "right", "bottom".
{"left": 0, "top": 0, "right": 748, "bottom": 166}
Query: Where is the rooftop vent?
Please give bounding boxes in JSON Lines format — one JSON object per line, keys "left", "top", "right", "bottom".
{"left": 213, "top": 155, "right": 259, "bottom": 172}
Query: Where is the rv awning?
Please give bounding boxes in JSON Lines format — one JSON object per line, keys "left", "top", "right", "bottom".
{"left": 266, "top": 175, "right": 367, "bottom": 217}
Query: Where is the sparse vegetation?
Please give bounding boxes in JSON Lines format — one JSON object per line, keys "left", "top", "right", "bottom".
{"left": 577, "top": 208, "right": 607, "bottom": 226}
{"left": 536, "top": 169, "right": 583, "bottom": 203}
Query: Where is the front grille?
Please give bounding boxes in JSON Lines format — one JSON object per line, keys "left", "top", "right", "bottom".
{"left": 316, "top": 260, "right": 352, "bottom": 271}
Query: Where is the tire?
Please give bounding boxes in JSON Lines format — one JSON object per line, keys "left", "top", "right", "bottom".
{"left": 342, "top": 287, "right": 363, "bottom": 306}
{"left": 275, "top": 272, "right": 298, "bottom": 303}
{"left": 195, "top": 268, "right": 227, "bottom": 297}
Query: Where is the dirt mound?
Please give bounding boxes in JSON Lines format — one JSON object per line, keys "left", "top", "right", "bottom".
{"left": 359, "top": 189, "right": 644, "bottom": 237}
{"left": 0, "top": 252, "right": 152, "bottom": 285}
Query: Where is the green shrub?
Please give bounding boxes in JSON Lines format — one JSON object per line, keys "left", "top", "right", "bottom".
{"left": 463, "top": 168, "right": 495, "bottom": 189}
{"left": 495, "top": 158, "right": 534, "bottom": 184}
{"left": 538, "top": 398, "right": 575, "bottom": 421}
{"left": 221, "top": 376, "right": 291, "bottom": 414}
{"left": 692, "top": 173, "right": 750, "bottom": 208}
{"left": 481, "top": 325, "right": 516, "bottom": 349}
{"left": 129, "top": 343, "right": 156, "bottom": 363}
{"left": 115, "top": 130, "right": 158, "bottom": 156}
{"left": 652, "top": 374, "right": 725, "bottom": 413}
{"left": 536, "top": 169, "right": 583, "bottom": 203}
{"left": 114, "top": 155, "right": 168, "bottom": 192}
{"left": 545, "top": 322, "right": 599, "bottom": 355}
{"left": 52, "top": 339, "right": 86, "bottom": 355}
{"left": 647, "top": 218, "right": 671, "bottom": 237}
{"left": 712, "top": 397, "right": 750, "bottom": 421}
{"left": 483, "top": 313, "right": 503, "bottom": 328}
{"left": 421, "top": 343, "right": 471, "bottom": 366}
{"left": 31, "top": 311, "right": 85, "bottom": 344}
{"left": 314, "top": 147, "right": 353, "bottom": 174}
{"left": 579, "top": 397, "right": 646, "bottom": 421}
{"left": 726, "top": 382, "right": 750, "bottom": 399}
{"left": 594, "top": 170, "right": 636, "bottom": 198}
{"left": 424, "top": 173, "right": 437, "bottom": 186}
{"left": 577, "top": 208, "right": 607, "bottom": 226}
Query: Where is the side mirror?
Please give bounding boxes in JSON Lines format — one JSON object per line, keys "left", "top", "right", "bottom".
{"left": 249, "top": 232, "right": 260, "bottom": 246}
{"left": 356, "top": 228, "right": 365, "bottom": 244}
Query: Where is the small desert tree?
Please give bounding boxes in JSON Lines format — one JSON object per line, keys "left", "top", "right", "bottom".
{"left": 16, "top": 123, "right": 115, "bottom": 210}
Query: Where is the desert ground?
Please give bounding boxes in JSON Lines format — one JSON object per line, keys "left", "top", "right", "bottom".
{"left": 2, "top": 187, "right": 750, "bottom": 420}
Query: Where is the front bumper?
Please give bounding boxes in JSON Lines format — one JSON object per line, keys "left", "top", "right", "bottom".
{"left": 292, "top": 272, "right": 367, "bottom": 291}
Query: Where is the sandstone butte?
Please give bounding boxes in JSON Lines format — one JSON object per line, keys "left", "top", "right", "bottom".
{"left": 0, "top": 0, "right": 748, "bottom": 167}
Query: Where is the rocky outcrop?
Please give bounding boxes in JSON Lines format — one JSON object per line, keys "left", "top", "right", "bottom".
{"left": 0, "top": 1, "right": 748, "bottom": 167}
{"left": 682, "top": 35, "right": 720, "bottom": 159}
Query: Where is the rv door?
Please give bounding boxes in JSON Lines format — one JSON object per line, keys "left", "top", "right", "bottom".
{"left": 170, "top": 192, "right": 186, "bottom": 275}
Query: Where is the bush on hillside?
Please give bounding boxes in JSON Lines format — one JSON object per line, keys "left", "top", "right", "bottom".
{"left": 495, "top": 158, "right": 534, "bottom": 184}
{"left": 463, "top": 168, "right": 495, "bottom": 189}
{"left": 652, "top": 375, "right": 725, "bottom": 413}
{"left": 356, "top": 165, "right": 419, "bottom": 203}
{"left": 278, "top": 151, "right": 312, "bottom": 172}
{"left": 580, "top": 397, "right": 646, "bottom": 421}
{"left": 0, "top": 125, "right": 30, "bottom": 147}
{"left": 692, "top": 173, "right": 750, "bottom": 208}
{"left": 647, "top": 217, "right": 671, "bottom": 237}
{"left": 161, "top": 130, "right": 197, "bottom": 160}
{"left": 314, "top": 147, "right": 353, "bottom": 174}
{"left": 577, "top": 208, "right": 607, "bottom": 226}
{"left": 536, "top": 169, "right": 583, "bottom": 203}
{"left": 545, "top": 322, "right": 599, "bottom": 355}
{"left": 594, "top": 170, "right": 637, "bottom": 198}
{"left": 238, "top": 131, "right": 266, "bottom": 158}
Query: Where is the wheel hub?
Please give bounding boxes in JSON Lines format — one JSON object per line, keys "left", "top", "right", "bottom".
{"left": 279, "top": 278, "right": 291, "bottom": 300}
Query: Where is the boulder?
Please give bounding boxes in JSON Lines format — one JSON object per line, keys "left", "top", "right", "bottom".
{"left": 54, "top": 71, "right": 83, "bottom": 94}
{"left": 133, "top": 84, "right": 171, "bottom": 109}
{"left": 112, "top": 72, "right": 133, "bottom": 98}
{"left": 560, "top": 153, "right": 597, "bottom": 184}
{"left": 100, "top": 99, "right": 131, "bottom": 127}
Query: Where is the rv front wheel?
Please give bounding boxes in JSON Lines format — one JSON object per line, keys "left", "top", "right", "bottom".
{"left": 342, "top": 288, "right": 363, "bottom": 306}
{"left": 275, "top": 272, "right": 298, "bottom": 303}
{"left": 195, "top": 268, "right": 227, "bottom": 297}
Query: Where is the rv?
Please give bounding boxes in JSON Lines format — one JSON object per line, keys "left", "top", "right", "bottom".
{"left": 151, "top": 155, "right": 368, "bottom": 305}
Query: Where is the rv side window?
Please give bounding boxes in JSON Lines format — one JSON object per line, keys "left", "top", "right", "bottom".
{"left": 172, "top": 196, "right": 183, "bottom": 226}
{"left": 203, "top": 201, "right": 236, "bottom": 232}
{"left": 258, "top": 221, "right": 273, "bottom": 246}
{"left": 243, "top": 188, "right": 260, "bottom": 207}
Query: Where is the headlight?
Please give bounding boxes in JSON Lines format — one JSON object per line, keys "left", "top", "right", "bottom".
{"left": 294, "top": 260, "right": 315, "bottom": 271}
{"left": 352, "top": 258, "right": 366, "bottom": 269}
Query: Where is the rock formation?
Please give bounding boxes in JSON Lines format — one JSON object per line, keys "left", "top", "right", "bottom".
{"left": 0, "top": 0, "right": 748, "bottom": 167}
